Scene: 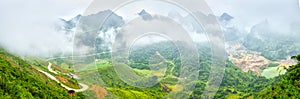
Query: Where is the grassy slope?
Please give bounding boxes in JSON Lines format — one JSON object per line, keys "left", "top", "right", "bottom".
{"left": 97, "top": 66, "right": 167, "bottom": 99}
{"left": 0, "top": 48, "right": 84, "bottom": 98}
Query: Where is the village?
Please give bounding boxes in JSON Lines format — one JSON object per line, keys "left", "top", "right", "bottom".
{"left": 226, "top": 42, "right": 297, "bottom": 76}
{"left": 226, "top": 42, "right": 270, "bottom": 75}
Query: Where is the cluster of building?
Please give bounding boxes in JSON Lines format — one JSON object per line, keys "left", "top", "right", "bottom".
{"left": 226, "top": 42, "right": 269, "bottom": 75}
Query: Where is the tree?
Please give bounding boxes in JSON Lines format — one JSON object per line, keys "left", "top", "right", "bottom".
{"left": 291, "top": 55, "right": 300, "bottom": 61}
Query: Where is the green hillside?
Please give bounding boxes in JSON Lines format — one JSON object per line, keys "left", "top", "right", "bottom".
{"left": 0, "top": 48, "right": 85, "bottom": 98}
{"left": 1, "top": 40, "right": 299, "bottom": 98}
{"left": 80, "top": 42, "right": 278, "bottom": 98}
{"left": 258, "top": 55, "right": 300, "bottom": 98}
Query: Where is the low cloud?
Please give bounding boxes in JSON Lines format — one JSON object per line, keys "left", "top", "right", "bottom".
{"left": 206, "top": 0, "right": 300, "bottom": 33}
{"left": 0, "top": 0, "right": 91, "bottom": 57}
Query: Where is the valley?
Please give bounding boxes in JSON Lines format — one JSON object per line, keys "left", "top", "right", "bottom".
{"left": 1, "top": 39, "right": 300, "bottom": 98}
{"left": 1, "top": 4, "right": 300, "bottom": 98}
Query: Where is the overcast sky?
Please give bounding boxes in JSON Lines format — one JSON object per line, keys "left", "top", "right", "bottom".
{"left": 206, "top": 0, "right": 300, "bottom": 30}
{"left": 0, "top": 0, "right": 299, "bottom": 57}
{"left": 0, "top": 0, "right": 92, "bottom": 56}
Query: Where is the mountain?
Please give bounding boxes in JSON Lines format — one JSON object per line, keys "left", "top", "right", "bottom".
{"left": 218, "top": 13, "right": 247, "bottom": 42}
{"left": 59, "top": 10, "right": 125, "bottom": 53}
{"left": 243, "top": 20, "right": 300, "bottom": 61}
{"left": 138, "top": 9, "right": 153, "bottom": 20}
{"left": 62, "top": 10, "right": 124, "bottom": 32}
{"left": 61, "top": 10, "right": 237, "bottom": 54}
{"left": 60, "top": 15, "right": 82, "bottom": 32}
{"left": 219, "top": 13, "right": 234, "bottom": 22}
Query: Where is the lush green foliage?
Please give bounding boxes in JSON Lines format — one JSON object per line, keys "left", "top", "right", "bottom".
{"left": 0, "top": 48, "right": 85, "bottom": 98}
{"left": 258, "top": 55, "right": 300, "bottom": 98}
{"left": 98, "top": 66, "right": 168, "bottom": 98}
{"left": 214, "top": 61, "right": 277, "bottom": 98}
{"left": 92, "top": 42, "right": 279, "bottom": 98}
{"left": 2, "top": 39, "right": 299, "bottom": 98}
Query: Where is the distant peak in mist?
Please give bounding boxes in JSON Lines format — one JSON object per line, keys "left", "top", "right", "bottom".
{"left": 220, "top": 13, "right": 234, "bottom": 22}
{"left": 138, "top": 9, "right": 153, "bottom": 20}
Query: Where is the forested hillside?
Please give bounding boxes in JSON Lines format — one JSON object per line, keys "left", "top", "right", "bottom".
{"left": 1, "top": 40, "right": 299, "bottom": 98}
{"left": 258, "top": 55, "right": 300, "bottom": 98}
{"left": 87, "top": 42, "right": 279, "bottom": 98}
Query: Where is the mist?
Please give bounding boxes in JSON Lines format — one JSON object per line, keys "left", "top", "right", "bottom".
{"left": 0, "top": 0, "right": 91, "bottom": 57}
{"left": 206, "top": 0, "right": 300, "bottom": 34}
{"left": 0, "top": 0, "right": 299, "bottom": 57}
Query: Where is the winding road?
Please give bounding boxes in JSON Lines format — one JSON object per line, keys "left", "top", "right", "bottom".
{"left": 37, "top": 62, "right": 88, "bottom": 92}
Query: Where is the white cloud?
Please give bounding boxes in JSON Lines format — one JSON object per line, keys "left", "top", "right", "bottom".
{"left": 1, "top": 0, "right": 299, "bottom": 57}
{"left": 206, "top": 0, "right": 300, "bottom": 27}
{"left": 0, "top": 0, "right": 92, "bottom": 57}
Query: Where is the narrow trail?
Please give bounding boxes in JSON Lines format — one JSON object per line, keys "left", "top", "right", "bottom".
{"left": 156, "top": 52, "right": 176, "bottom": 77}
{"left": 47, "top": 62, "right": 58, "bottom": 74}
{"left": 37, "top": 62, "right": 89, "bottom": 92}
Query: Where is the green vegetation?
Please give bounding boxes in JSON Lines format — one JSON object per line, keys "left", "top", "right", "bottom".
{"left": 49, "top": 58, "right": 73, "bottom": 71}
{"left": 87, "top": 42, "right": 279, "bottom": 98}
{"left": 258, "top": 55, "right": 300, "bottom": 98}
{"left": 268, "top": 62, "right": 280, "bottom": 67}
{"left": 1, "top": 40, "right": 300, "bottom": 98}
{"left": 0, "top": 47, "right": 85, "bottom": 98}
{"left": 98, "top": 66, "right": 168, "bottom": 98}
{"left": 214, "top": 61, "right": 277, "bottom": 98}
{"left": 261, "top": 66, "right": 286, "bottom": 79}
